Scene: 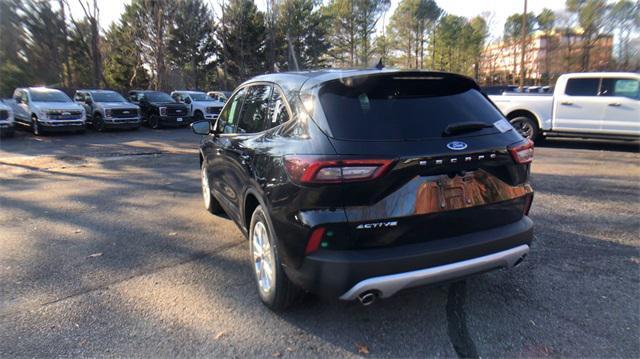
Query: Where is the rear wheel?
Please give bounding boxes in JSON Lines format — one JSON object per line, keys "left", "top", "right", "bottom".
{"left": 201, "top": 166, "right": 223, "bottom": 214}
{"left": 249, "top": 205, "right": 300, "bottom": 311}
{"left": 509, "top": 116, "right": 539, "bottom": 141}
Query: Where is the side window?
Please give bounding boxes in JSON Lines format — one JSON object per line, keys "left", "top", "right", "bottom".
{"left": 217, "top": 88, "right": 247, "bottom": 134}
{"left": 20, "top": 91, "right": 28, "bottom": 104}
{"left": 565, "top": 78, "right": 600, "bottom": 96}
{"left": 236, "top": 85, "right": 272, "bottom": 134}
{"left": 184, "top": 96, "right": 192, "bottom": 104}
{"left": 267, "top": 88, "right": 290, "bottom": 129}
{"left": 600, "top": 78, "right": 639, "bottom": 100}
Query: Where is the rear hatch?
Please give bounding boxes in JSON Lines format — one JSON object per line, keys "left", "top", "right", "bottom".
{"left": 308, "top": 72, "right": 533, "bottom": 250}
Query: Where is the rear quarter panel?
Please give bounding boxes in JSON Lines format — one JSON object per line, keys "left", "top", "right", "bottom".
{"left": 489, "top": 94, "right": 553, "bottom": 130}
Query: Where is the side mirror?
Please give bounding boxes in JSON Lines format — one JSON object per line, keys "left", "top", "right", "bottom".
{"left": 191, "top": 120, "right": 211, "bottom": 135}
{"left": 85, "top": 99, "right": 92, "bottom": 105}
{"left": 14, "top": 97, "right": 22, "bottom": 104}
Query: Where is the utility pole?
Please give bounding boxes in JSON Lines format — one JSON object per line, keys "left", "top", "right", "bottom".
{"left": 519, "top": 0, "right": 527, "bottom": 89}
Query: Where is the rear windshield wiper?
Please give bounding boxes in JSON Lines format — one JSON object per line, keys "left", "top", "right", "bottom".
{"left": 443, "top": 121, "right": 492, "bottom": 136}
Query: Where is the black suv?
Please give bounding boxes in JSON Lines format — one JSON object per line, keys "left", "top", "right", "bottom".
{"left": 128, "top": 90, "right": 189, "bottom": 128}
{"left": 192, "top": 70, "right": 534, "bottom": 310}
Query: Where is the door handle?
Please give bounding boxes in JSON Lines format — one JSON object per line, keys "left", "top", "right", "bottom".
{"left": 608, "top": 102, "right": 621, "bottom": 107}
{"left": 560, "top": 101, "right": 573, "bottom": 105}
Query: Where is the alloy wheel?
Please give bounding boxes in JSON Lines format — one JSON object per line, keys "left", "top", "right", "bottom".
{"left": 201, "top": 167, "right": 211, "bottom": 209}
{"left": 252, "top": 220, "right": 275, "bottom": 295}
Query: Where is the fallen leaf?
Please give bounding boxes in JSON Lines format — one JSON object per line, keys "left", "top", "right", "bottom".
{"left": 168, "top": 232, "right": 177, "bottom": 236}
{"left": 272, "top": 352, "right": 282, "bottom": 357}
{"left": 286, "top": 347, "right": 294, "bottom": 352}
{"left": 74, "top": 229, "right": 82, "bottom": 234}
{"left": 213, "top": 331, "right": 226, "bottom": 340}
{"left": 87, "top": 252, "right": 103, "bottom": 258}
{"left": 356, "top": 343, "right": 369, "bottom": 355}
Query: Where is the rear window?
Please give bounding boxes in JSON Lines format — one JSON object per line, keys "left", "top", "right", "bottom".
{"left": 318, "top": 76, "right": 504, "bottom": 141}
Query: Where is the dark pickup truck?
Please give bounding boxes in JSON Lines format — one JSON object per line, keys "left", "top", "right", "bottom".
{"left": 128, "top": 90, "right": 190, "bottom": 128}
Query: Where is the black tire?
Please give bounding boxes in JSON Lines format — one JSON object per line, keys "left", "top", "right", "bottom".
{"left": 509, "top": 116, "right": 539, "bottom": 141}
{"left": 194, "top": 111, "right": 205, "bottom": 122}
{"left": 201, "top": 166, "right": 224, "bottom": 214}
{"left": 93, "top": 113, "right": 106, "bottom": 132}
{"left": 31, "top": 115, "right": 43, "bottom": 136}
{"left": 148, "top": 115, "right": 160, "bottom": 129}
{"left": 249, "top": 205, "right": 300, "bottom": 311}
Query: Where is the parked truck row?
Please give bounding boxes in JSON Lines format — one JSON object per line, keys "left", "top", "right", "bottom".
{"left": 1, "top": 87, "right": 225, "bottom": 137}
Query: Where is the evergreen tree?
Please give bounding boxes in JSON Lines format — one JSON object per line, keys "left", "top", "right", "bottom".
{"left": 168, "top": 0, "right": 218, "bottom": 90}
{"left": 387, "top": 0, "right": 442, "bottom": 69}
{"left": 218, "top": 0, "right": 266, "bottom": 86}
{"left": 0, "top": 0, "right": 29, "bottom": 96}
{"left": 19, "top": 1, "right": 67, "bottom": 86}
{"left": 102, "top": 8, "right": 151, "bottom": 92}
{"left": 276, "top": 0, "right": 329, "bottom": 70}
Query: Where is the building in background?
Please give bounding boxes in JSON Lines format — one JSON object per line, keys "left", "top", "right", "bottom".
{"left": 479, "top": 28, "right": 613, "bottom": 86}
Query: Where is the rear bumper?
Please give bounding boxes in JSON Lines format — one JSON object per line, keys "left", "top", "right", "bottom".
{"left": 284, "top": 216, "right": 533, "bottom": 299}
{"left": 340, "top": 244, "right": 528, "bottom": 300}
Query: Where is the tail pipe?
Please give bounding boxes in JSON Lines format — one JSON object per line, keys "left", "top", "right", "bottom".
{"left": 357, "top": 291, "right": 379, "bottom": 306}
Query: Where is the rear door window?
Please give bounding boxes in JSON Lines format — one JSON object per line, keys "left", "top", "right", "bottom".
{"left": 600, "top": 78, "right": 639, "bottom": 100}
{"left": 266, "top": 88, "right": 290, "bottom": 129}
{"left": 565, "top": 78, "right": 600, "bottom": 96}
{"left": 318, "top": 76, "right": 504, "bottom": 141}
{"left": 236, "top": 84, "right": 272, "bottom": 134}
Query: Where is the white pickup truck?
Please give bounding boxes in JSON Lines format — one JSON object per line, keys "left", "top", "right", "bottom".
{"left": 8, "top": 87, "right": 86, "bottom": 135}
{"left": 170, "top": 90, "right": 224, "bottom": 122}
{"left": 489, "top": 72, "right": 639, "bottom": 141}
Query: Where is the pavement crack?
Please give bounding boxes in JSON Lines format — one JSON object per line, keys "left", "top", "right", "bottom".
{"left": 0, "top": 240, "right": 244, "bottom": 319}
{"left": 446, "top": 281, "right": 479, "bottom": 359}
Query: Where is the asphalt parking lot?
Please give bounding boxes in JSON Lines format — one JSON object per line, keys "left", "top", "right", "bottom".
{"left": 0, "top": 126, "right": 638, "bottom": 358}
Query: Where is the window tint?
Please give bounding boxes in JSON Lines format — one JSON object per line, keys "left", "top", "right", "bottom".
{"left": 237, "top": 85, "right": 272, "bottom": 134}
{"left": 565, "top": 78, "right": 599, "bottom": 96}
{"left": 600, "top": 78, "right": 639, "bottom": 100}
{"left": 318, "top": 76, "right": 502, "bottom": 141}
{"left": 217, "top": 88, "right": 247, "bottom": 133}
{"left": 267, "top": 88, "right": 290, "bottom": 129}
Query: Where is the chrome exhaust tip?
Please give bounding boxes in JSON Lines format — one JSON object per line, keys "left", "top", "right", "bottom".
{"left": 358, "top": 291, "right": 378, "bottom": 306}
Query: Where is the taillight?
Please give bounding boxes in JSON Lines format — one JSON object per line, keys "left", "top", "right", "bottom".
{"left": 284, "top": 155, "right": 393, "bottom": 184}
{"left": 508, "top": 139, "right": 534, "bottom": 164}
{"left": 305, "top": 227, "right": 326, "bottom": 255}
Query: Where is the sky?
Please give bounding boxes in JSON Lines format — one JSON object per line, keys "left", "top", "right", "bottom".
{"left": 74, "top": 0, "right": 568, "bottom": 39}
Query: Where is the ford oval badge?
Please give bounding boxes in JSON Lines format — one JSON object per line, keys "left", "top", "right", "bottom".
{"left": 446, "top": 141, "right": 468, "bottom": 151}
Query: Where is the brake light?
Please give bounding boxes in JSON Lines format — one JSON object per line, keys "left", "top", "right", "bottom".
{"left": 284, "top": 155, "right": 393, "bottom": 184}
{"left": 305, "top": 227, "right": 326, "bottom": 255}
{"left": 508, "top": 140, "right": 534, "bottom": 164}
